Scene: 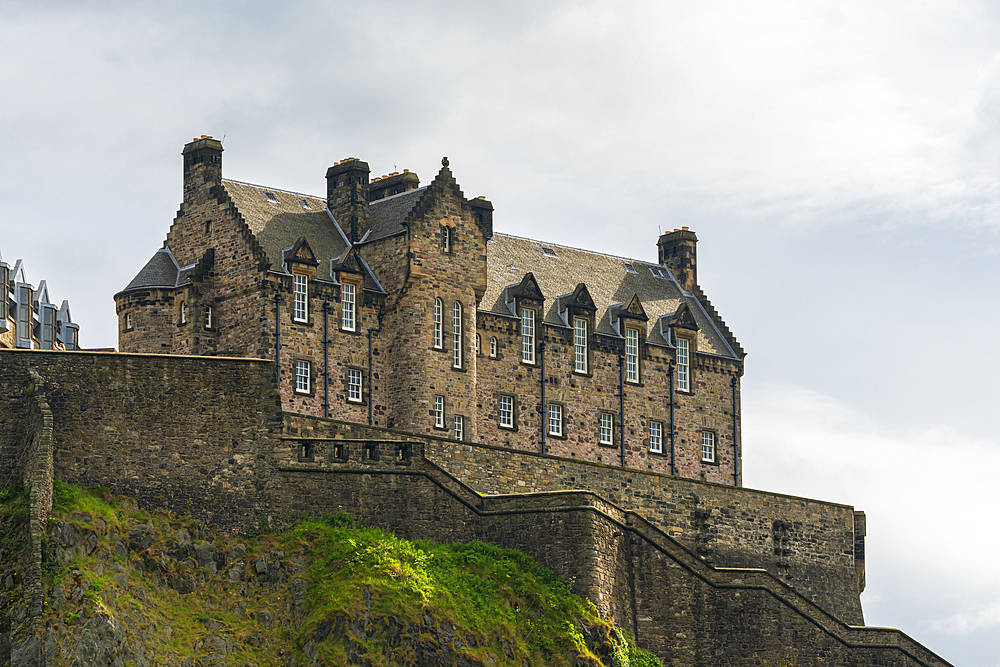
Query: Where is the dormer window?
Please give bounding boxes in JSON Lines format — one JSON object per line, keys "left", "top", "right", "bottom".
{"left": 521, "top": 308, "right": 535, "bottom": 364}
{"left": 15, "top": 284, "right": 32, "bottom": 348}
{"left": 574, "top": 317, "right": 588, "bottom": 374}
{"left": 0, "top": 263, "right": 8, "bottom": 325}
{"left": 676, "top": 337, "right": 690, "bottom": 392}
{"left": 625, "top": 328, "right": 640, "bottom": 383}
{"left": 293, "top": 274, "right": 308, "bottom": 323}
{"left": 40, "top": 304, "right": 56, "bottom": 350}
{"left": 264, "top": 191, "right": 278, "bottom": 204}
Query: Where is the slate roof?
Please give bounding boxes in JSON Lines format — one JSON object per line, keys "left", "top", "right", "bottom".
{"left": 222, "top": 179, "right": 350, "bottom": 278}
{"left": 363, "top": 187, "right": 427, "bottom": 244}
{"left": 123, "top": 247, "right": 181, "bottom": 290}
{"left": 482, "top": 234, "right": 738, "bottom": 359}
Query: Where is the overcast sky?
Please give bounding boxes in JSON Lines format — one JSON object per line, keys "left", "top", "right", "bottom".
{"left": 2, "top": 2, "right": 998, "bottom": 664}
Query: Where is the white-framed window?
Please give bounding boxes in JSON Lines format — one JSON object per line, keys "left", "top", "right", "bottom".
{"left": 16, "top": 284, "right": 32, "bottom": 348}
{"left": 573, "top": 317, "right": 587, "bottom": 373}
{"left": 676, "top": 337, "right": 690, "bottom": 392}
{"left": 293, "top": 274, "right": 308, "bottom": 322}
{"left": 452, "top": 301, "right": 462, "bottom": 369}
{"left": 599, "top": 413, "right": 614, "bottom": 445}
{"left": 649, "top": 421, "right": 663, "bottom": 454}
{"left": 489, "top": 336, "right": 497, "bottom": 357}
{"left": 124, "top": 312, "right": 132, "bottom": 330}
{"left": 476, "top": 334, "right": 481, "bottom": 355}
{"left": 40, "top": 304, "right": 55, "bottom": 350}
{"left": 433, "top": 298, "right": 443, "bottom": 348}
{"left": 701, "top": 431, "right": 716, "bottom": 463}
{"left": 454, "top": 415, "right": 464, "bottom": 441}
{"left": 548, "top": 403, "right": 563, "bottom": 437}
{"left": 521, "top": 308, "right": 535, "bottom": 364}
{"left": 626, "top": 327, "right": 640, "bottom": 383}
{"left": 179, "top": 300, "right": 187, "bottom": 325}
{"left": 341, "top": 282, "right": 356, "bottom": 331}
{"left": 204, "top": 305, "right": 213, "bottom": 329}
{"left": 434, "top": 395, "right": 445, "bottom": 428}
{"left": 498, "top": 395, "right": 514, "bottom": 429}
{"left": 295, "top": 360, "right": 310, "bottom": 394}
{"left": 348, "top": 368, "right": 362, "bottom": 403}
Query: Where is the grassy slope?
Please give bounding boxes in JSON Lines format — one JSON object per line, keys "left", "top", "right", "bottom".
{"left": 28, "top": 483, "right": 663, "bottom": 667}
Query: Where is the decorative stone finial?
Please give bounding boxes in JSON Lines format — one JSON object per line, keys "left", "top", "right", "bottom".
{"left": 442, "top": 157, "right": 449, "bottom": 168}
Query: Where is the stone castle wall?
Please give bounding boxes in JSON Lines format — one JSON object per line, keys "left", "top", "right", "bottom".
{"left": 0, "top": 349, "right": 948, "bottom": 666}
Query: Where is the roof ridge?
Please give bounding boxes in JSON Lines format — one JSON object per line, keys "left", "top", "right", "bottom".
{"left": 222, "top": 178, "right": 324, "bottom": 201}
{"left": 493, "top": 232, "right": 659, "bottom": 267}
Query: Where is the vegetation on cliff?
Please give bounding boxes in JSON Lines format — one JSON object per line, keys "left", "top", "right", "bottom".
{"left": 1, "top": 482, "right": 662, "bottom": 666}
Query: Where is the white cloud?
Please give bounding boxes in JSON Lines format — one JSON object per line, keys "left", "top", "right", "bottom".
{"left": 933, "top": 600, "right": 1000, "bottom": 635}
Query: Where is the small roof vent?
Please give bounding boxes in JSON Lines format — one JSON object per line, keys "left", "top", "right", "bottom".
{"left": 298, "top": 198, "right": 311, "bottom": 210}
{"left": 623, "top": 262, "right": 637, "bottom": 274}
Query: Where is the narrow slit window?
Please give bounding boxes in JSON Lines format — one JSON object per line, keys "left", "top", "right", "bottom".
{"left": 490, "top": 336, "right": 497, "bottom": 358}
{"left": 179, "top": 301, "right": 187, "bottom": 325}
{"left": 342, "top": 283, "right": 356, "bottom": 331}
{"left": 204, "top": 305, "right": 213, "bottom": 329}
{"left": 294, "top": 274, "right": 308, "bottom": 322}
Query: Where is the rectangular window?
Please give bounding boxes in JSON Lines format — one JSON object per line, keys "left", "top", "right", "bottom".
{"left": 454, "top": 415, "right": 464, "bottom": 441}
{"left": 124, "top": 312, "right": 132, "bottom": 330}
{"left": 676, "top": 337, "right": 690, "bottom": 392}
{"left": 295, "top": 360, "right": 310, "bottom": 394}
{"left": 626, "top": 328, "right": 639, "bottom": 383}
{"left": 40, "top": 305, "right": 55, "bottom": 350}
{"left": 433, "top": 298, "right": 443, "bottom": 348}
{"left": 348, "top": 368, "right": 362, "bottom": 403}
{"left": 452, "top": 302, "right": 462, "bottom": 368}
{"left": 498, "top": 395, "right": 514, "bottom": 429}
{"left": 701, "top": 431, "right": 716, "bottom": 463}
{"left": 65, "top": 325, "right": 78, "bottom": 350}
{"left": 342, "top": 282, "right": 356, "bottom": 331}
{"left": 293, "top": 274, "right": 308, "bottom": 322}
{"left": 16, "top": 285, "right": 32, "bottom": 348}
{"left": 434, "top": 395, "right": 445, "bottom": 429}
{"left": 574, "top": 317, "right": 587, "bottom": 373}
{"left": 548, "top": 403, "right": 563, "bottom": 437}
{"left": 204, "top": 305, "right": 213, "bottom": 329}
{"left": 649, "top": 421, "right": 663, "bottom": 453}
{"left": 521, "top": 308, "right": 535, "bottom": 364}
{"left": 599, "top": 413, "right": 614, "bottom": 445}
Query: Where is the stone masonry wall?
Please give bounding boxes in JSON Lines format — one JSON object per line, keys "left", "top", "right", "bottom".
{"left": 286, "top": 414, "right": 862, "bottom": 626}
{"left": 0, "top": 349, "right": 283, "bottom": 530}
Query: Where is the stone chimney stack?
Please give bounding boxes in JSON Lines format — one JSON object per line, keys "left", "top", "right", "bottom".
{"left": 326, "top": 158, "right": 371, "bottom": 244}
{"left": 182, "top": 136, "right": 224, "bottom": 203}
{"left": 658, "top": 227, "right": 698, "bottom": 292}
{"left": 369, "top": 169, "right": 420, "bottom": 202}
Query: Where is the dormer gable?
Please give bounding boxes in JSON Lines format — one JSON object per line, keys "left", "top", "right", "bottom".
{"left": 504, "top": 272, "right": 545, "bottom": 315}
{"left": 282, "top": 237, "right": 319, "bottom": 273}
{"left": 608, "top": 293, "right": 648, "bottom": 336}
{"left": 35, "top": 280, "right": 51, "bottom": 308}
{"left": 556, "top": 282, "right": 597, "bottom": 325}
{"left": 659, "top": 302, "right": 700, "bottom": 345}
{"left": 331, "top": 246, "right": 365, "bottom": 278}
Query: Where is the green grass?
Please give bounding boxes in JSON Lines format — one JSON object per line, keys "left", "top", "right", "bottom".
{"left": 37, "top": 483, "right": 661, "bottom": 667}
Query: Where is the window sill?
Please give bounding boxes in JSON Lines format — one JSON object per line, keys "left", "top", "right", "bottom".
{"left": 597, "top": 441, "right": 616, "bottom": 448}
{"left": 572, "top": 370, "right": 592, "bottom": 378}
{"left": 547, "top": 432, "right": 567, "bottom": 440}
{"left": 498, "top": 424, "right": 517, "bottom": 432}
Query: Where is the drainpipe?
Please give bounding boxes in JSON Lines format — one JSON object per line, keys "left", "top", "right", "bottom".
{"left": 367, "top": 308, "right": 384, "bottom": 426}
{"left": 540, "top": 339, "right": 547, "bottom": 454}
{"left": 274, "top": 292, "right": 282, "bottom": 388}
{"left": 668, "top": 364, "right": 676, "bottom": 476}
{"left": 731, "top": 374, "right": 740, "bottom": 487}
{"left": 323, "top": 301, "right": 330, "bottom": 418}
{"left": 618, "top": 348, "right": 626, "bottom": 468}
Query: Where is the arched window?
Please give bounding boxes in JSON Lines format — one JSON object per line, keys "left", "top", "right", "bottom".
{"left": 452, "top": 301, "right": 462, "bottom": 369}
{"left": 476, "top": 334, "right": 481, "bottom": 355}
{"left": 490, "top": 336, "right": 497, "bottom": 357}
{"left": 433, "top": 298, "right": 443, "bottom": 348}
{"left": 179, "top": 301, "right": 187, "bottom": 325}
